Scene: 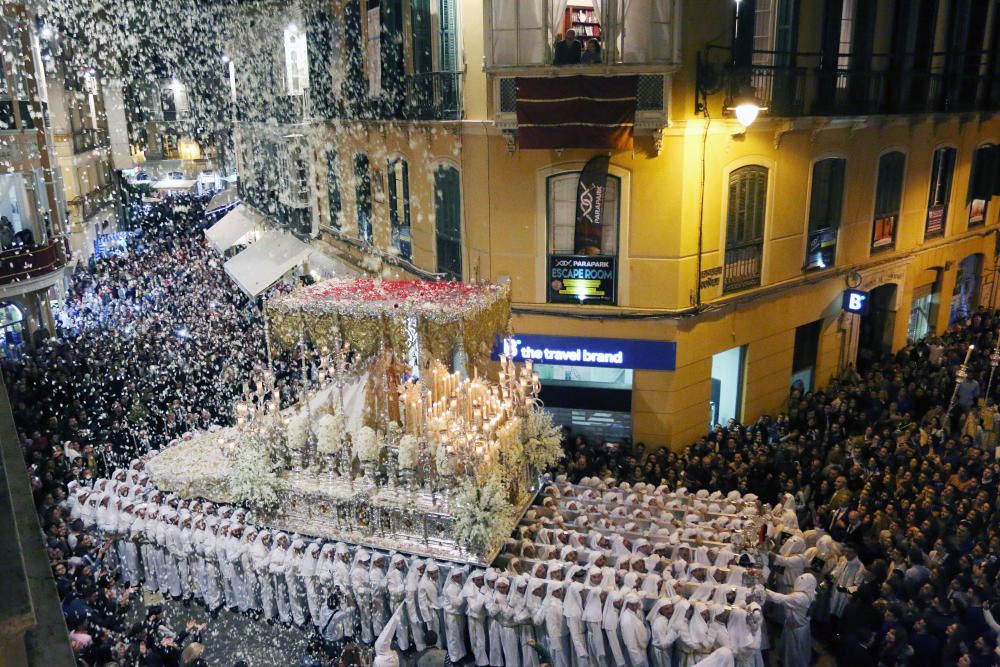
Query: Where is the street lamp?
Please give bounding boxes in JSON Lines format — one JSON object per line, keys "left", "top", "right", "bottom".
{"left": 726, "top": 88, "right": 768, "bottom": 129}
{"left": 695, "top": 51, "right": 767, "bottom": 129}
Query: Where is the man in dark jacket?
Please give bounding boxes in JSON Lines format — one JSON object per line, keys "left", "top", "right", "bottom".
{"left": 553, "top": 29, "right": 582, "bottom": 65}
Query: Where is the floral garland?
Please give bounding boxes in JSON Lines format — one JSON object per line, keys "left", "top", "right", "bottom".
{"left": 352, "top": 425, "right": 380, "bottom": 462}
{"left": 453, "top": 472, "right": 515, "bottom": 557}
{"left": 523, "top": 409, "right": 564, "bottom": 471}
{"left": 226, "top": 441, "right": 280, "bottom": 510}
{"left": 315, "top": 412, "right": 346, "bottom": 454}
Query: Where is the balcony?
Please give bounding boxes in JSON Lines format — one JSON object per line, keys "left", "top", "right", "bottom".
{"left": 723, "top": 241, "right": 763, "bottom": 294}
{"left": 0, "top": 241, "right": 66, "bottom": 287}
{"left": 708, "top": 48, "right": 1000, "bottom": 118}
{"left": 406, "top": 71, "right": 463, "bottom": 120}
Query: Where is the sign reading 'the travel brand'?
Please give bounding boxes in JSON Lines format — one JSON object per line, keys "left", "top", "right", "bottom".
{"left": 547, "top": 255, "right": 617, "bottom": 305}
{"left": 493, "top": 334, "right": 676, "bottom": 371}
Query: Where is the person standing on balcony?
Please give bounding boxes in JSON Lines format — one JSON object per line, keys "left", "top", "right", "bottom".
{"left": 580, "top": 39, "right": 601, "bottom": 64}
{"left": 553, "top": 30, "right": 582, "bottom": 65}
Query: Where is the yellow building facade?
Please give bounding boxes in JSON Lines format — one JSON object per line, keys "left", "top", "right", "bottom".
{"left": 233, "top": 0, "right": 1000, "bottom": 449}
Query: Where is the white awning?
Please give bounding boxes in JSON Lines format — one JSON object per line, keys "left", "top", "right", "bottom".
{"left": 223, "top": 229, "right": 313, "bottom": 297}
{"left": 304, "top": 250, "right": 361, "bottom": 279}
{"left": 204, "top": 204, "right": 260, "bottom": 254}
{"left": 206, "top": 188, "right": 239, "bottom": 214}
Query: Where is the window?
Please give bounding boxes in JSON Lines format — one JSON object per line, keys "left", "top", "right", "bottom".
{"left": 438, "top": 0, "right": 458, "bottom": 70}
{"left": 546, "top": 172, "right": 620, "bottom": 254}
{"left": 0, "top": 302, "right": 25, "bottom": 351}
{"left": 160, "top": 81, "right": 189, "bottom": 121}
{"left": 925, "top": 147, "right": 955, "bottom": 238}
{"left": 387, "top": 157, "right": 411, "bottom": 259}
{"left": 325, "top": 151, "right": 342, "bottom": 229}
{"left": 411, "top": 0, "right": 433, "bottom": 73}
{"left": 871, "top": 151, "right": 905, "bottom": 251}
{"left": 284, "top": 25, "right": 310, "bottom": 96}
{"left": 490, "top": 1, "right": 676, "bottom": 66}
{"left": 908, "top": 283, "right": 935, "bottom": 342}
{"left": 354, "top": 154, "right": 373, "bottom": 242}
{"left": 967, "top": 144, "right": 997, "bottom": 227}
{"left": 805, "top": 158, "right": 845, "bottom": 271}
{"left": 724, "top": 165, "right": 767, "bottom": 292}
{"left": 836, "top": 0, "right": 856, "bottom": 88}
{"left": 435, "top": 165, "right": 462, "bottom": 279}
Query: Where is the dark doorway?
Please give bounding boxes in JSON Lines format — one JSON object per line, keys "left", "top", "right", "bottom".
{"left": 792, "top": 319, "right": 823, "bottom": 392}
{"left": 950, "top": 253, "right": 984, "bottom": 325}
{"left": 857, "top": 283, "right": 898, "bottom": 372}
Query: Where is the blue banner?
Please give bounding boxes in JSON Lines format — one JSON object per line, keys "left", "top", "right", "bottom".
{"left": 493, "top": 334, "right": 676, "bottom": 371}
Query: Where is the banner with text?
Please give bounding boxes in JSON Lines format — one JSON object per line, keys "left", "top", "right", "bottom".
{"left": 493, "top": 334, "right": 676, "bottom": 371}
{"left": 547, "top": 254, "right": 617, "bottom": 305}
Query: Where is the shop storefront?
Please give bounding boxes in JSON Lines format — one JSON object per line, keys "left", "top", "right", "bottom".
{"left": 495, "top": 333, "right": 675, "bottom": 444}
{"left": 0, "top": 301, "right": 25, "bottom": 355}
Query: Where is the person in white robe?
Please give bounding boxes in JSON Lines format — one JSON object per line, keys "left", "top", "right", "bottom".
{"left": 484, "top": 569, "right": 506, "bottom": 667}
{"left": 188, "top": 515, "right": 208, "bottom": 601}
{"left": 214, "top": 520, "right": 234, "bottom": 606}
{"left": 405, "top": 558, "right": 428, "bottom": 651}
{"left": 649, "top": 597, "right": 683, "bottom": 667}
{"left": 536, "top": 582, "right": 570, "bottom": 667}
{"left": 369, "top": 552, "right": 390, "bottom": 637}
{"left": 119, "top": 501, "right": 141, "bottom": 588}
{"left": 227, "top": 524, "right": 249, "bottom": 612}
{"left": 828, "top": 544, "right": 865, "bottom": 618}
{"left": 772, "top": 535, "right": 806, "bottom": 594}
{"left": 177, "top": 513, "right": 196, "bottom": 600}
{"left": 270, "top": 532, "right": 292, "bottom": 624}
{"left": 287, "top": 539, "right": 310, "bottom": 628}
{"left": 463, "top": 569, "right": 490, "bottom": 666}
{"left": 351, "top": 549, "right": 375, "bottom": 643}
{"left": 582, "top": 571, "right": 608, "bottom": 666}
{"left": 239, "top": 527, "right": 261, "bottom": 613}
{"left": 707, "top": 604, "right": 731, "bottom": 653}
{"left": 300, "top": 543, "right": 322, "bottom": 623}
{"left": 419, "top": 561, "right": 445, "bottom": 649}
{"left": 163, "top": 511, "right": 183, "bottom": 598}
{"left": 252, "top": 531, "right": 275, "bottom": 620}
{"left": 387, "top": 554, "right": 411, "bottom": 651}
{"left": 318, "top": 584, "right": 356, "bottom": 644}
{"left": 374, "top": 606, "right": 404, "bottom": 667}
{"left": 602, "top": 590, "right": 627, "bottom": 667}
{"left": 679, "top": 602, "right": 714, "bottom": 667}
{"left": 441, "top": 567, "right": 468, "bottom": 664}
{"left": 725, "top": 607, "right": 757, "bottom": 667}
{"left": 199, "top": 516, "right": 224, "bottom": 612}
{"left": 563, "top": 581, "right": 590, "bottom": 667}
{"left": 618, "top": 592, "right": 650, "bottom": 667}
{"left": 512, "top": 575, "right": 538, "bottom": 667}
{"left": 765, "top": 573, "right": 816, "bottom": 667}
{"left": 488, "top": 576, "right": 521, "bottom": 667}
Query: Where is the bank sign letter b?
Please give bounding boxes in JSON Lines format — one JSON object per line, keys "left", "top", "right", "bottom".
{"left": 842, "top": 289, "right": 870, "bottom": 315}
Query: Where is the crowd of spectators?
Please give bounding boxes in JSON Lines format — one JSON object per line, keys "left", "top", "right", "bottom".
{"left": 8, "top": 198, "right": 1000, "bottom": 666}
{"left": 4, "top": 212, "right": 308, "bottom": 666}
{"left": 556, "top": 312, "right": 1000, "bottom": 666}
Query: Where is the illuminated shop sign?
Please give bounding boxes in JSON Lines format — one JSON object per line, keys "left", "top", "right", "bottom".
{"left": 547, "top": 255, "right": 617, "bottom": 305}
{"left": 493, "top": 334, "right": 676, "bottom": 371}
{"left": 842, "top": 289, "right": 871, "bottom": 315}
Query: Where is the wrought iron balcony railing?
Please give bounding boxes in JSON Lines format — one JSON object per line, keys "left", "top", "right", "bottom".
{"left": 723, "top": 241, "right": 763, "bottom": 294}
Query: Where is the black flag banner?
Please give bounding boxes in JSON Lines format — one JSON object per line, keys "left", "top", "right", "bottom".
{"left": 574, "top": 155, "right": 610, "bottom": 256}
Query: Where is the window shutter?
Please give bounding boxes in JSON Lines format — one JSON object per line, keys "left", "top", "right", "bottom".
{"left": 727, "top": 166, "right": 768, "bottom": 247}
{"left": 439, "top": 0, "right": 458, "bottom": 71}
{"left": 991, "top": 145, "right": 1000, "bottom": 196}
{"left": 969, "top": 145, "right": 997, "bottom": 201}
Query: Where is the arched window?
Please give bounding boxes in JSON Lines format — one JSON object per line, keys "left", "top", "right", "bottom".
{"left": 925, "top": 147, "right": 955, "bottom": 238}
{"left": 325, "top": 150, "right": 342, "bottom": 229}
{"left": 434, "top": 165, "right": 461, "bottom": 279}
{"left": 284, "top": 25, "right": 310, "bottom": 96}
{"left": 387, "top": 157, "right": 411, "bottom": 259}
{"left": 871, "top": 151, "right": 905, "bottom": 251}
{"left": 724, "top": 165, "right": 767, "bottom": 292}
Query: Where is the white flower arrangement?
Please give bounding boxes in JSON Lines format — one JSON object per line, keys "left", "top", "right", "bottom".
{"left": 453, "top": 474, "right": 515, "bottom": 557}
{"left": 226, "top": 441, "right": 280, "bottom": 509}
{"left": 285, "top": 412, "right": 310, "bottom": 451}
{"left": 315, "top": 412, "right": 346, "bottom": 454}
{"left": 523, "top": 408, "right": 564, "bottom": 471}
{"left": 398, "top": 434, "right": 419, "bottom": 470}
{"left": 352, "top": 425, "right": 380, "bottom": 462}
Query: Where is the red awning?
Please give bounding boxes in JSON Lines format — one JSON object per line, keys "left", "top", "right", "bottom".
{"left": 515, "top": 75, "right": 639, "bottom": 150}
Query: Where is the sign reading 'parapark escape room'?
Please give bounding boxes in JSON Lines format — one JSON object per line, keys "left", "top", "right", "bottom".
{"left": 547, "top": 255, "right": 617, "bottom": 305}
